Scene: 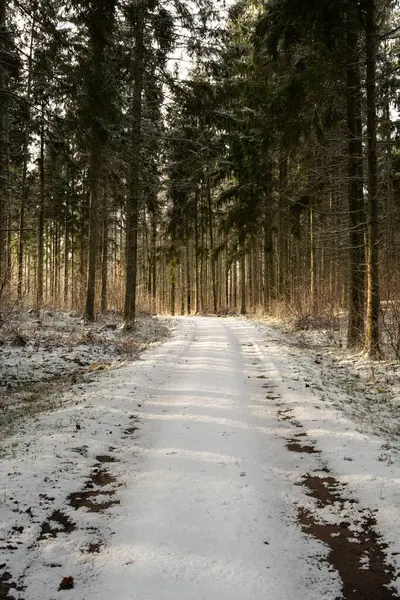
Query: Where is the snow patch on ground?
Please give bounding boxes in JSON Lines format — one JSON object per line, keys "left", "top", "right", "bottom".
{"left": 0, "top": 318, "right": 193, "bottom": 599}
{"left": 247, "top": 316, "right": 400, "bottom": 589}
{"left": 0, "top": 310, "right": 171, "bottom": 435}
{"left": 251, "top": 315, "right": 400, "bottom": 447}
{"left": 0, "top": 316, "right": 399, "bottom": 599}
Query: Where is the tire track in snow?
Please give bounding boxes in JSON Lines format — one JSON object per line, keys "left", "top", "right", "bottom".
{"left": 244, "top": 320, "right": 400, "bottom": 599}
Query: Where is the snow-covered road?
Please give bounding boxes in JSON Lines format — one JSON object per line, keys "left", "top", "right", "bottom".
{"left": 89, "top": 317, "right": 339, "bottom": 599}
{"left": 2, "top": 317, "right": 400, "bottom": 599}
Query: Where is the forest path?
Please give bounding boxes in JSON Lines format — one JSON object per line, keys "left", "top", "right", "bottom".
{"left": 86, "top": 316, "right": 337, "bottom": 599}
{"left": 72, "top": 317, "right": 399, "bottom": 599}
{"left": 3, "top": 317, "right": 400, "bottom": 599}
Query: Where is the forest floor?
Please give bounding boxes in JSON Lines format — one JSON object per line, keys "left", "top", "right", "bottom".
{"left": 0, "top": 309, "right": 170, "bottom": 437}
{"left": 0, "top": 314, "right": 400, "bottom": 599}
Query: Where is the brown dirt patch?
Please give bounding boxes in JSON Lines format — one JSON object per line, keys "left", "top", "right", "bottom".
{"left": 68, "top": 490, "right": 118, "bottom": 513}
{"left": 84, "top": 542, "right": 103, "bottom": 554}
{"left": 301, "top": 475, "right": 342, "bottom": 506}
{"left": 298, "top": 473, "right": 399, "bottom": 599}
{"left": 124, "top": 414, "right": 140, "bottom": 436}
{"left": 69, "top": 468, "right": 119, "bottom": 512}
{"left": 0, "top": 570, "right": 24, "bottom": 600}
{"left": 88, "top": 470, "right": 116, "bottom": 487}
{"left": 286, "top": 441, "right": 321, "bottom": 454}
{"left": 39, "top": 510, "right": 76, "bottom": 540}
{"left": 58, "top": 576, "right": 74, "bottom": 591}
{"left": 277, "top": 409, "right": 293, "bottom": 421}
{"left": 96, "top": 455, "right": 116, "bottom": 463}
{"left": 124, "top": 426, "right": 138, "bottom": 435}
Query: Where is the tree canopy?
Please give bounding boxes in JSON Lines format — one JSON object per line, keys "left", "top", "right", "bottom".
{"left": 1, "top": 0, "right": 400, "bottom": 356}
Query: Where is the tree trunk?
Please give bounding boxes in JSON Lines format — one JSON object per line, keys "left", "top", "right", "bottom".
{"left": 200, "top": 217, "right": 205, "bottom": 312}
{"left": 63, "top": 158, "right": 71, "bottom": 308}
{"left": 263, "top": 160, "right": 274, "bottom": 313}
{"left": 346, "top": 29, "right": 365, "bottom": 348}
{"left": 84, "top": 148, "right": 100, "bottom": 321}
{"left": 17, "top": 17, "right": 35, "bottom": 302}
{"left": 150, "top": 203, "right": 157, "bottom": 312}
{"left": 64, "top": 203, "right": 70, "bottom": 307}
{"left": 207, "top": 180, "right": 217, "bottom": 313}
{"left": 233, "top": 253, "right": 238, "bottom": 310}
{"left": 225, "top": 240, "right": 229, "bottom": 308}
{"left": 55, "top": 223, "right": 61, "bottom": 302}
{"left": 278, "top": 152, "right": 288, "bottom": 302}
{"left": 239, "top": 234, "right": 246, "bottom": 315}
{"left": 84, "top": 0, "right": 116, "bottom": 321}
{"left": 170, "top": 257, "right": 176, "bottom": 316}
{"left": 309, "top": 203, "right": 316, "bottom": 312}
{"left": 180, "top": 256, "right": 185, "bottom": 315}
{"left": 101, "top": 185, "right": 109, "bottom": 313}
{"left": 186, "top": 241, "right": 191, "bottom": 314}
{"left": 194, "top": 189, "right": 200, "bottom": 313}
{"left": 36, "top": 108, "right": 45, "bottom": 312}
{"left": 0, "top": 0, "right": 7, "bottom": 287}
{"left": 124, "top": 2, "right": 145, "bottom": 328}
{"left": 79, "top": 195, "right": 88, "bottom": 309}
{"left": 365, "top": 0, "right": 380, "bottom": 357}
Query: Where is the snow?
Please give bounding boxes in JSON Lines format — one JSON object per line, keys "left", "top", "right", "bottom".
{"left": 0, "top": 310, "right": 170, "bottom": 390}
{"left": 1, "top": 316, "right": 399, "bottom": 599}
{"left": 253, "top": 314, "right": 400, "bottom": 443}
{"left": 0, "top": 310, "right": 170, "bottom": 434}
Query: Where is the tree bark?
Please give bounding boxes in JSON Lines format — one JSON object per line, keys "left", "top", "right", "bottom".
{"left": 64, "top": 198, "right": 70, "bottom": 307}
{"left": 263, "top": 160, "right": 274, "bottom": 313}
{"left": 36, "top": 107, "right": 45, "bottom": 312}
{"left": 84, "top": 146, "right": 100, "bottom": 321}
{"left": 170, "top": 257, "right": 176, "bottom": 316}
{"left": 309, "top": 203, "right": 316, "bottom": 312}
{"left": 186, "top": 241, "right": 191, "bottom": 314}
{"left": 239, "top": 233, "right": 246, "bottom": 315}
{"left": 84, "top": 0, "right": 116, "bottom": 321}
{"left": 346, "top": 29, "right": 365, "bottom": 348}
{"left": 278, "top": 152, "right": 288, "bottom": 302}
{"left": 0, "top": 0, "right": 7, "bottom": 287}
{"left": 17, "top": 17, "right": 35, "bottom": 302}
{"left": 207, "top": 179, "right": 217, "bottom": 313}
{"left": 101, "top": 184, "right": 109, "bottom": 313}
{"left": 364, "top": 0, "right": 380, "bottom": 357}
{"left": 124, "top": 1, "right": 145, "bottom": 328}
{"left": 194, "top": 189, "right": 200, "bottom": 313}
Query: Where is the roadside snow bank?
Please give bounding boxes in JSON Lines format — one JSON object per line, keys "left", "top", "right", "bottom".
{"left": 247, "top": 316, "right": 400, "bottom": 587}
{"left": 251, "top": 316, "right": 400, "bottom": 447}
